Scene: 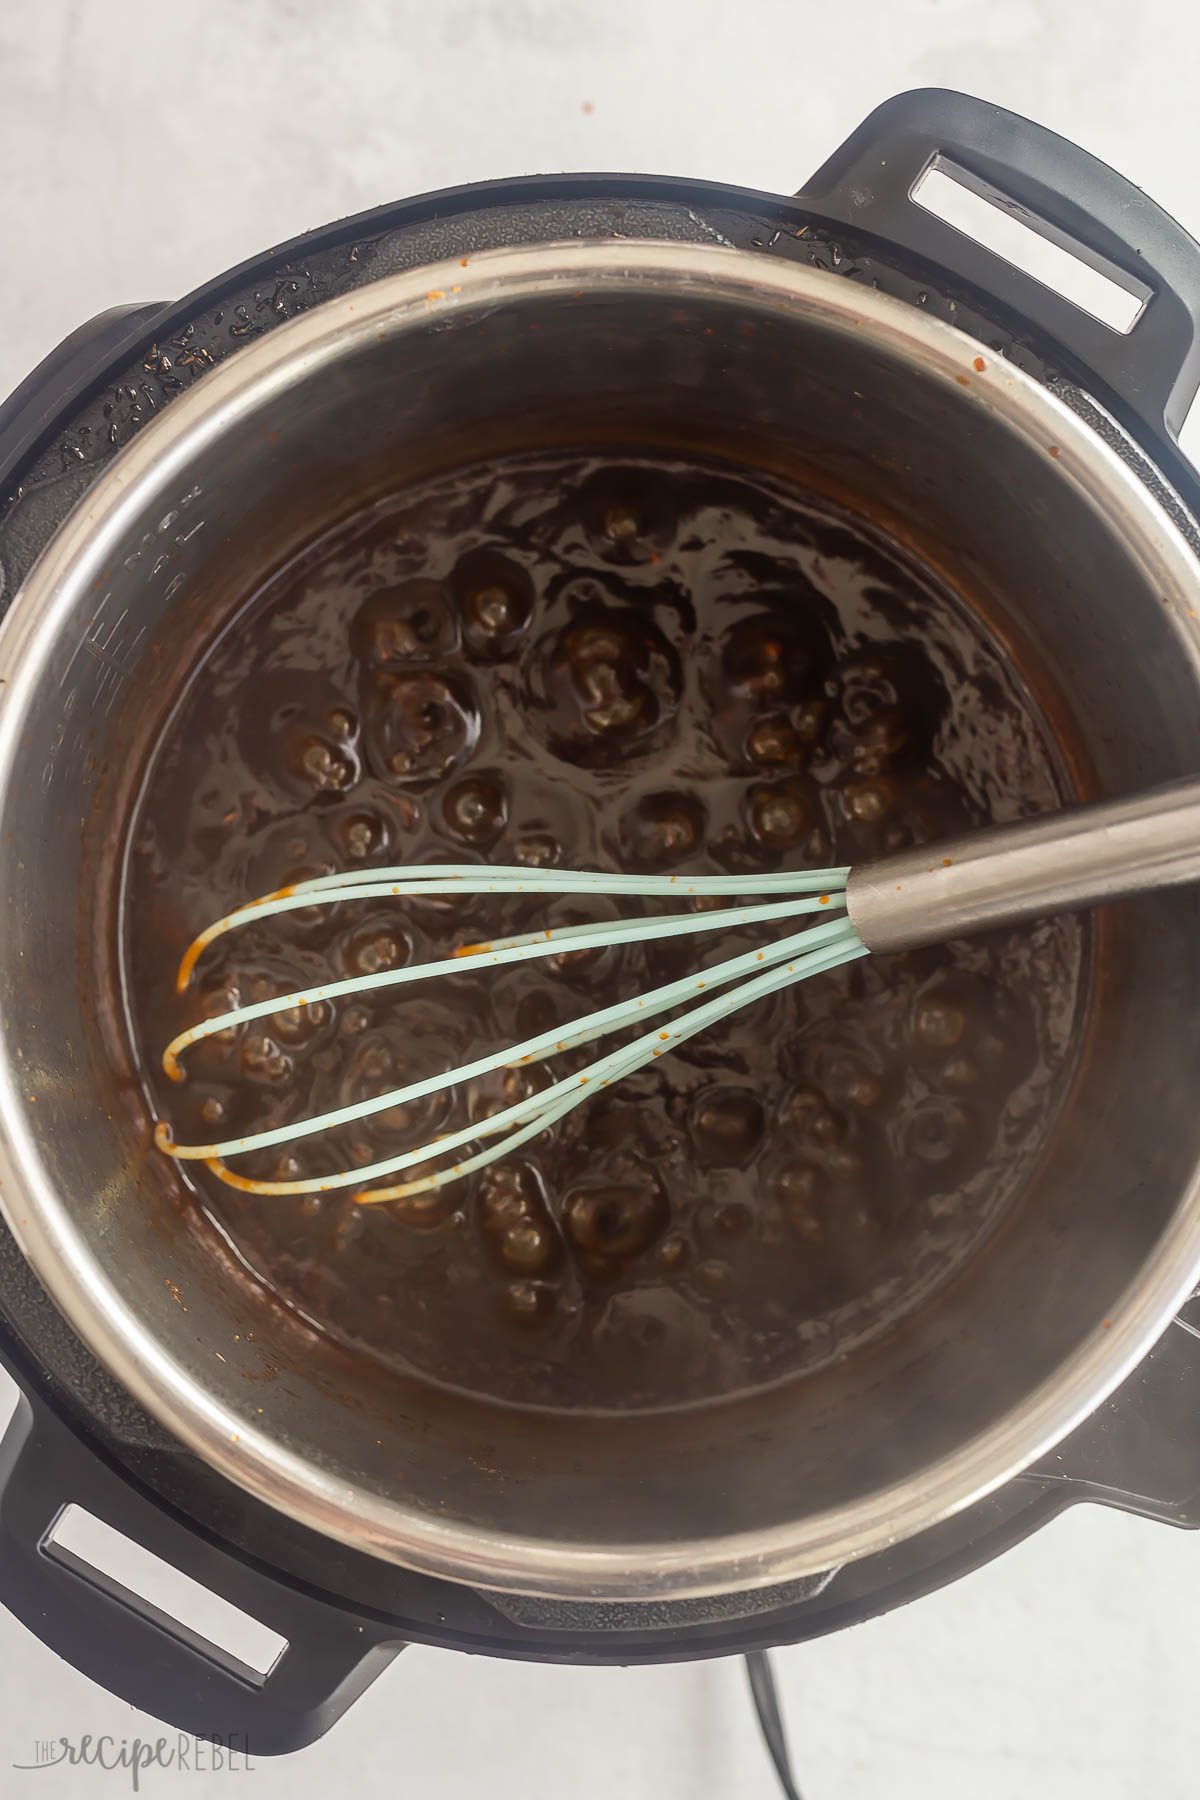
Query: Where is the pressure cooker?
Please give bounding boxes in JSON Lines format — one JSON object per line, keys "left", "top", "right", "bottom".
{"left": 2, "top": 87, "right": 1200, "bottom": 1754}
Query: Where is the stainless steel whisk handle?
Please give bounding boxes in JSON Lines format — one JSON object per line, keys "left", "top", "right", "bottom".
{"left": 845, "top": 777, "right": 1200, "bottom": 953}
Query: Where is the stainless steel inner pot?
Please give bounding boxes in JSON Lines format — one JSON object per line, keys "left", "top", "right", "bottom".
{"left": 2, "top": 241, "right": 1200, "bottom": 1602}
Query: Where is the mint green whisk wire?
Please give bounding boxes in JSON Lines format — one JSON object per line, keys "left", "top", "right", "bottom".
{"left": 163, "top": 890, "right": 848, "bottom": 1072}
{"left": 161, "top": 911, "right": 858, "bottom": 1161}
{"left": 157, "top": 865, "right": 865, "bottom": 1200}
{"left": 173, "top": 863, "right": 850, "bottom": 983}
{"left": 201, "top": 924, "right": 866, "bottom": 1200}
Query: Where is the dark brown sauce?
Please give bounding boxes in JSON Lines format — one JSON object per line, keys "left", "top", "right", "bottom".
{"left": 123, "top": 453, "right": 1085, "bottom": 1411}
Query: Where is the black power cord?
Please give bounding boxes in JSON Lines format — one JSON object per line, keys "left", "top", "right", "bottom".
{"left": 744, "top": 1651, "right": 805, "bottom": 1800}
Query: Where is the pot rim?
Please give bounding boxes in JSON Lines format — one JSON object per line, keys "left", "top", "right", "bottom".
{"left": 2, "top": 238, "right": 1200, "bottom": 1601}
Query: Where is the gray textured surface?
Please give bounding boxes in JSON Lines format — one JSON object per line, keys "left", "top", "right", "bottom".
{"left": 3, "top": 2, "right": 1200, "bottom": 1795}
{"left": 482, "top": 1567, "right": 839, "bottom": 1632}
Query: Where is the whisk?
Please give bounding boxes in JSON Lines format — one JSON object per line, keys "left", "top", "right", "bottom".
{"left": 154, "top": 778, "right": 1200, "bottom": 1205}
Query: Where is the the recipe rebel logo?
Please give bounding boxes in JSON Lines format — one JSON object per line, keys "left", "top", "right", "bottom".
{"left": 13, "top": 1733, "right": 255, "bottom": 1789}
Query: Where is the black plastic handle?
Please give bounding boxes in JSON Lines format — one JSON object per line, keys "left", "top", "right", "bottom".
{"left": 0, "top": 303, "right": 167, "bottom": 503}
{"left": 800, "top": 88, "right": 1200, "bottom": 442}
{"left": 0, "top": 1388, "right": 403, "bottom": 1754}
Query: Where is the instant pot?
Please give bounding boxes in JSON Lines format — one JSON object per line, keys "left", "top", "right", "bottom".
{"left": 3, "top": 87, "right": 1200, "bottom": 1757}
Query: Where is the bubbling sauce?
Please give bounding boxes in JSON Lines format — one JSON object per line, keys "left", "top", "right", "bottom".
{"left": 124, "top": 453, "right": 1085, "bottom": 1410}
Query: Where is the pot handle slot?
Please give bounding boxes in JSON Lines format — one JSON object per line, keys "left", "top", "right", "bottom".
{"left": 0, "top": 1388, "right": 403, "bottom": 1754}
{"left": 799, "top": 88, "right": 1200, "bottom": 442}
